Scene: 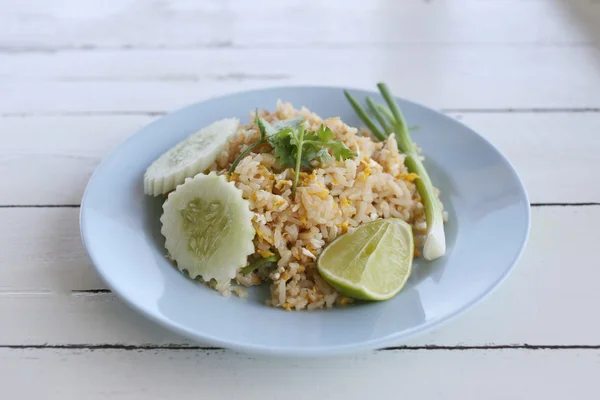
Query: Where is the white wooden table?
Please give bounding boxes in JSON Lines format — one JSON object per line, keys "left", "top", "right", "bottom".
{"left": 2, "top": 1, "right": 600, "bottom": 398}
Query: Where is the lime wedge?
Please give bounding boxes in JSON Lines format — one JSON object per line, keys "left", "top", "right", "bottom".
{"left": 317, "top": 219, "right": 414, "bottom": 301}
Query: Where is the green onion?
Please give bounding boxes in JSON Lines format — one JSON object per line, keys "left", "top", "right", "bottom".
{"left": 345, "top": 83, "right": 446, "bottom": 260}
{"left": 344, "top": 91, "right": 386, "bottom": 141}
{"left": 366, "top": 97, "right": 392, "bottom": 136}
{"left": 374, "top": 103, "right": 396, "bottom": 133}
{"left": 240, "top": 255, "right": 279, "bottom": 275}
{"left": 229, "top": 110, "right": 268, "bottom": 175}
{"left": 376, "top": 84, "right": 413, "bottom": 153}
{"left": 229, "top": 138, "right": 266, "bottom": 175}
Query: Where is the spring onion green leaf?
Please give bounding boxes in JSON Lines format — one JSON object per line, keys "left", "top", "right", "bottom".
{"left": 255, "top": 109, "right": 269, "bottom": 140}
{"left": 377, "top": 83, "right": 409, "bottom": 138}
{"left": 345, "top": 83, "right": 446, "bottom": 261}
{"left": 229, "top": 111, "right": 269, "bottom": 175}
{"left": 228, "top": 138, "right": 267, "bottom": 175}
{"left": 240, "top": 255, "right": 279, "bottom": 275}
{"left": 374, "top": 103, "right": 396, "bottom": 133}
{"left": 344, "top": 91, "right": 386, "bottom": 141}
{"left": 366, "top": 97, "right": 392, "bottom": 136}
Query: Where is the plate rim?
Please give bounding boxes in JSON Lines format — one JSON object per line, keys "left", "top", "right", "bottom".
{"left": 80, "top": 85, "right": 531, "bottom": 356}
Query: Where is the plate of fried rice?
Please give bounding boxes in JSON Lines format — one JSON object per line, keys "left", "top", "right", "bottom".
{"left": 80, "top": 85, "right": 530, "bottom": 356}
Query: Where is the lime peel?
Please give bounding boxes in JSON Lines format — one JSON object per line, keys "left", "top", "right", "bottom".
{"left": 317, "top": 219, "right": 414, "bottom": 301}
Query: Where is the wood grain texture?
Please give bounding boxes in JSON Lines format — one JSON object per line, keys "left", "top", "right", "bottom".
{"left": 2, "top": 45, "right": 600, "bottom": 114}
{"left": 1, "top": 0, "right": 598, "bottom": 50}
{"left": 1, "top": 206, "right": 599, "bottom": 347}
{"left": 2, "top": 0, "right": 600, "bottom": 396}
{"left": 1, "top": 112, "right": 598, "bottom": 205}
{"left": 1, "top": 348, "right": 599, "bottom": 399}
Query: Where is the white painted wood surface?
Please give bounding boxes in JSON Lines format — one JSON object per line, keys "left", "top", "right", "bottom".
{"left": 2, "top": 112, "right": 599, "bottom": 205}
{"left": 3, "top": 0, "right": 598, "bottom": 48}
{"left": 2, "top": 349, "right": 599, "bottom": 400}
{"left": 2, "top": 0, "right": 600, "bottom": 398}
{"left": 1, "top": 206, "right": 599, "bottom": 348}
{"left": 2, "top": 46, "right": 600, "bottom": 114}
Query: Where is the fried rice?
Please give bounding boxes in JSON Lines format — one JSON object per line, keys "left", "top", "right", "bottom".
{"left": 204, "top": 101, "right": 444, "bottom": 311}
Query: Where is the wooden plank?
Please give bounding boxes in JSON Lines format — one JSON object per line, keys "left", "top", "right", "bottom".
{"left": 1, "top": 206, "right": 599, "bottom": 347}
{"left": 0, "top": 115, "right": 153, "bottom": 206}
{"left": 1, "top": 112, "right": 598, "bottom": 205}
{"left": 452, "top": 112, "right": 600, "bottom": 204}
{"left": 2, "top": 46, "right": 600, "bottom": 113}
{"left": 1, "top": 0, "right": 596, "bottom": 50}
{"left": 1, "top": 348, "right": 599, "bottom": 399}
{"left": 0, "top": 207, "right": 105, "bottom": 293}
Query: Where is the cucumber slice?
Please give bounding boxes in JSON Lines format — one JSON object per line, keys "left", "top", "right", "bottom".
{"left": 160, "top": 172, "right": 255, "bottom": 283}
{"left": 144, "top": 118, "right": 239, "bottom": 196}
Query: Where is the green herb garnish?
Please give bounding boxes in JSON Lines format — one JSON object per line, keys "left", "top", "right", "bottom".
{"left": 230, "top": 112, "right": 357, "bottom": 195}
{"left": 229, "top": 110, "right": 269, "bottom": 175}
{"left": 240, "top": 255, "right": 279, "bottom": 275}
{"left": 267, "top": 123, "right": 357, "bottom": 194}
{"left": 344, "top": 84, "right": 446, "bottom": 261}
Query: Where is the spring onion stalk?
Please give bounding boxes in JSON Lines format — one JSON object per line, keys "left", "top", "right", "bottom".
{"left": 241, "top": 255, "right": 279, "bottom": 274}
{"left": 229, "top": 109, "right": 269, "bottom": 175}
{"left": 346, "top": 84, "right": 446, "bottom": 260}
{"left": 366, "top": 97, "right": 392, "bottom": 136}
{"left": 229, "top": 139, "right": 266, "bottom": 175}
{"left": 374, "top": 104, "right": 396, "bottom": 130}
{"left": 344, "top": 91, "right": 386, "bottom": 141}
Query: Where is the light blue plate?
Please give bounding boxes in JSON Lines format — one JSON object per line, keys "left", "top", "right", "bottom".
{"left": 80, "top": 86, "right": 530, "bottom": 356}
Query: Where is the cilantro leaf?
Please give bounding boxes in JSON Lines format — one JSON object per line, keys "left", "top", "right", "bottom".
{"left": 234, "top": 115, "right": 357, "bottom": 194}
{"left": 315, "top": 124, "right": 335, "bottom": 141}
{"left": 269, "top": 123, "right": 357, "bottom": 193}
{"left": 300, "top": 131, "right": 329, "bottom": 167}
{"left": 255, "top": 113, "right": 276, "bottom": 139}
{"left": 304, "top": 125, "right": 357, "bottom": 162}
{"left": 267, "top": 128, "right": 296, "bottom": 168}
{"left": 255, "top": 112, "right": 303, "bottom": 139}
{"left": 326, "top": 140, "right": 358, "bottom": 161}
{"left": 314, "top": 147, "right": 332, "bottom": 164}
{"left": 272, "top": 116, "right": 304, "bottom": 132}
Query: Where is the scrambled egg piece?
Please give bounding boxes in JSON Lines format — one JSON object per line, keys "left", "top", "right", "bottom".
{"left": 255, "top": 228, "right": 273, "bottom": 244}
{"left": 340, "top": 221, "right": 349, "bottom": 233}
{"left": 399, "top": 172, "right": 419, "bottom": 182}
{"left": 307, "top": 188, "right": 330, "bottom": 200}
{"left": 257, "top": 249, "right": 275, "bottom": 258}
{"left": 358, "top": 160, "right": 372, "bottom": 181}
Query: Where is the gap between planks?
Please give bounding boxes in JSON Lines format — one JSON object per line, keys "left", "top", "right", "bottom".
{"left": 4, "top": 203, "right": 596, "bottom": 296}
{"left": 2, "top": 108, "right": 600, "bottom": 118}
{"left": 1, "top": 344, "right": 599, "bottom": 351}
{"left": 1, "top": 42, "right": 597, "bottom": 54}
